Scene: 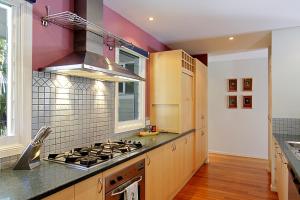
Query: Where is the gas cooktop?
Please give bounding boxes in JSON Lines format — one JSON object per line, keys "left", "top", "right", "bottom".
{"left": 45, "top": 140, "right": 143, "bottom": 170}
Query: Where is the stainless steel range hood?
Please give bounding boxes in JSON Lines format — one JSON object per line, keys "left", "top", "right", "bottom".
{"left": 42, "top": 0, "right": 145, "bottom": 82}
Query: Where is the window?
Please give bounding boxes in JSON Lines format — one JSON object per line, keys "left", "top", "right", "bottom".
{"left": 0, "top": 3, "right": 11, "bottom": 137}
{"left": 115, "top": 48, "right": 146, "bottom": 133}
{"left": 0, "top": 0, "right": 32, "bottom": 158}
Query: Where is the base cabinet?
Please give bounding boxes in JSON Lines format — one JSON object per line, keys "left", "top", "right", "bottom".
{"left": 146, "top": 144, "right": 170, "bottom": 200}
{"left": 44, "top": 132, "right": 203, "bottom": 200}
{"left": 43, "top": 187, "right": 74, "bottom": 200}
{"left": 201, "top": 129, "right": 208, "bottom": 164}
{"left": 195, "top": 129, "right": 208, "bottom": 169}
{"left": 146, "top": 132, "right": 198, "bottom": 200}
{"left": 74, "top": 174, "right": 103, "bottom": 200}
{"left": 273, "top": 138, "right": 288, "bottom": 200}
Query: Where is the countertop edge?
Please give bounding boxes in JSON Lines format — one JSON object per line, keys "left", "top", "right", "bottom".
{"left": 272, "top": 133, "right": 300, "bottom": 181}
{"left": 29, "top": 129, "right": 195, "bottom": 200}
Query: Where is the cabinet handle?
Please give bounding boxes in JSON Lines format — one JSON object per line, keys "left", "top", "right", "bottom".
{"left": 174, "top": 144, "right": 177, "bottom": 151}
{"left": 146, "top": 154, "right": 151, "bottom": 166}
{"left": 97, "top": 178, "right": 103, "bottom": 194}
{"left": 171, "top": 144, "right": 175, "bottom": 152}
{"left": 185, "top": 138, "right": 188, "bottom": 144}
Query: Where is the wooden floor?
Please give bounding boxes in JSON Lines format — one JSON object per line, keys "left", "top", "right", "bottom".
{"left": 174, "top": 153, "right": 278, "bottom": 200}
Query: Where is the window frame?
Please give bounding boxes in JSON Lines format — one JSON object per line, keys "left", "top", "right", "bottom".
{"left": 114, "top": 47, "right": 146, "bottom": 133}
{"left": 0, "top": 0, "right": 32, "bottom": 158}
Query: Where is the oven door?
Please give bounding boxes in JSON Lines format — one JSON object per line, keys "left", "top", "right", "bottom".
{"left": 105, "top": 175, "right": 145, "bottom": 200}
{"left": 288, "top": 168, "right": 300, "bottom": 200}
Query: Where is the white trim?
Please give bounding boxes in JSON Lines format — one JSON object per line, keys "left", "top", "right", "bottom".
{"left": 0, "top": 0, "right": 32, "bottom": 158}
{"left": 208, "top": 48, "right": 268, "bottom": 63}
{"left": 115, "top": 47, "right": 146, "bottom": 133}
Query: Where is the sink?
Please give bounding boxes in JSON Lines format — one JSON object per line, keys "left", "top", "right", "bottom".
{"left": 286, "top": 141, "right": 300, "bottom": 160}
{"left": 286, "top": 141, "right": 300, "bottom": 149}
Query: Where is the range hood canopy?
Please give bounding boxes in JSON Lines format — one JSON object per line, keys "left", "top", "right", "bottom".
{"left": 43, "top": 51, "right": 145, "bottom": 82}
{"left": 41, "top": 0, "right": 146, "bottom": 82}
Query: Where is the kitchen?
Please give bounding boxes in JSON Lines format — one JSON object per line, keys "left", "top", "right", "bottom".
{"left": 0, "top": 0, "right": 300, "bottom": 199}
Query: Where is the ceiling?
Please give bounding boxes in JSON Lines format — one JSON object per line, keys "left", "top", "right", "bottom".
{"left": 169, "top": 31, "right": 271, "bottom": 55}
{"left": 104, "top": 0, "right": 300, "bottom": 54}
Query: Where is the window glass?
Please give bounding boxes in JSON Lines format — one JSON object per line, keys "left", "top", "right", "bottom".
{"left": 0, "top": 4, "right": 10, "bottom": 137}
{"left": 118, "top": 50, "right": 140, "bottom": 122}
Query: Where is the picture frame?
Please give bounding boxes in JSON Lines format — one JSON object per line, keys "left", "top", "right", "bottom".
{"left": 243, "top": 78, "right": 252, "bottom": 91}
{"left": 228, "top": 79, "right": 237, "bottom": 92}
{"left": 228, "top": 96, "right": 237, "bottom": 109}
{"left": 242, "top": 95, "right": 252, "bottom": 109}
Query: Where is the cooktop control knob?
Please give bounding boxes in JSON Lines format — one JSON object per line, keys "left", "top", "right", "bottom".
{"left": 117, "top": 176, "right": 123, "bottom": 181}
{"left": 110, "top": 180, "right": 116, "bottom": 185}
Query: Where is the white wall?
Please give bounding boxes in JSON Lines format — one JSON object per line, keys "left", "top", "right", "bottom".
{"left": 272, "top": 27, "right": 300, "bottom": 118}
{"left": 208, "top": 50, "right": 268, "bottom": 159}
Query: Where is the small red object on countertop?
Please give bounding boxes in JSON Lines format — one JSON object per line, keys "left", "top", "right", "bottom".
{"left": 151, "top": 125, "right": 156, "bottom": 132}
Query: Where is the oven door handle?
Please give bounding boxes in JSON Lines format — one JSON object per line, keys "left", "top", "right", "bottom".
{"left": 110, "top": 176, "right": 143, "bottom": 196}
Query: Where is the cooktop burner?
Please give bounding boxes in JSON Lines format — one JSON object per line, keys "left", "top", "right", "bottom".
{"left": 46, "top": 140, "right": 143, "bottom": 169}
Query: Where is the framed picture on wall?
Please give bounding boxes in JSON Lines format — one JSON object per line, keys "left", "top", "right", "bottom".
{"left": 242, "top": 95, "right": 252, "bottom": 109}
{"left": 228, "top": 79, "right": 237, "bottom": 92}
{"left": 243, "top": 78, "right": 252, "bottom": 91}
{"left": 228, "top": 96, "right": 237, "bottom": 109}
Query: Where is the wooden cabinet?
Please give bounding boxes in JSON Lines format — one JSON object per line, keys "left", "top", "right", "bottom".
{"left": 201, "top": 129, "right": 208, "bottom": 164}
{"left": 145, "top": 144, "right": 170, "bottom": 200}
{"left": 168, "top": 139, "right": 185, "bottom": 197}
{"left": 183, "top": 133, "right": 195, "bottom": 180}
{"left": 44, "top": 133, "right": 197, "bottom": 200}
{"left": 195, "top": 129, "right": 202, "bottom": 169}
{"left": 146, "top": 132, "right": 196, "bottom": 200}
{"left": 43, "top": 187, "right": 74, "bottom": 200}
{"left": 195, "top": 59, "right": 207, "bottom": 130}
{"left": 194, "top": 129, "right": 208, "bottom": 170}
{"left": 150, "top": 50, "right": 195, "bottom": 133}
{"left": 74, "top": 173, "right": 103, "bottom": 200}
{"left": 194, "top": 59, "right": 208, "bottom": 170}
{"left": 275, "top": 144, "right": 288, "bottom": 200}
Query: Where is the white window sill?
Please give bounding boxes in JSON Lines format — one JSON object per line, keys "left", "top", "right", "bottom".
{"left": 115, "top": 121, "right": 145, "bottom": 134}
{"left": 0, "top": 144, "right": 24, "bottom": 158}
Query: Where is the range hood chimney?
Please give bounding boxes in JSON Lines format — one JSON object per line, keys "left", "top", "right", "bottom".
{"left": 42, "top": 0, "right": 145, "bottom": 82}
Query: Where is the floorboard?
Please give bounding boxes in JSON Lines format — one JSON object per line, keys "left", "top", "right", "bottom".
{"left": 174, "top": 153, "right": 278, "bottom": 200}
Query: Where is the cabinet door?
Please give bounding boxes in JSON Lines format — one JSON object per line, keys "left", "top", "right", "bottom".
{"left": 146, "top": 145, "right": 169, "bottom": 200}
{"left": 203, "top": 67, "right": 208, "bottom": 129}
{"left": 183, "top": 133, "right": 194, "bottom": 180}
{"left": 195, "top": 60, "right": 207, "bottom": 130}
{"left": 275, "top": 150, "right": 282, "bottom": 199}
{"left": 43, "top": 187, "right": 74, "bottom": 200}
{"left": 181, "top": 71, "right": 194, "bottom": 132}
{"left": 195, "top": 130, "right": 202, "bottom": 169}
{"left": 201, "top": 129, "right": 208, "bottom": 164}
{"left": 168, "top": 139, "right": 185, "bottom": 199}
{"left": 281, "top": 155, "right": 288, "bottom": 200}
{"left": 75, "top": 174, "right": 103, "bottom": 200}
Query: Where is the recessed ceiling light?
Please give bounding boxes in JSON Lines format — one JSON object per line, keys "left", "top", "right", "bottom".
{"left": 228, "top": 36, "right": 235, "bottom": 41}
{"left": 148, "top": 17, "right": 154, "bottom": 21}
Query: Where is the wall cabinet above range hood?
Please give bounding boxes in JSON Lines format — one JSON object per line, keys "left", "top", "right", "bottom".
{"left": 40, "top": 0, "right": 147, "bottom": 82}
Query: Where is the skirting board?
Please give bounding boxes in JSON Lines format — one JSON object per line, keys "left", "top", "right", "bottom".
{"left": 208, "top": 150, "right": 268, "bottom": 160}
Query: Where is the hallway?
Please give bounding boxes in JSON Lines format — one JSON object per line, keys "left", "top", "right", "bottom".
{"left": 174, "top": 154, "right": 278, "bottom": 200}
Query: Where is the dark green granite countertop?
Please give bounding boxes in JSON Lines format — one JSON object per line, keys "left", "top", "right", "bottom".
{"left": 0, "top": 131, "right": 193, "bottom": 200}
{"left": 273, "top": 132, "right": 300, "bottom": 180}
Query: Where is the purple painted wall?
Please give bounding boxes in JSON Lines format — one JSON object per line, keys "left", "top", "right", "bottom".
{"left": 32, "top": 0, "right": 74, "bottom": 71}
{"left": 32, "top": 1, "right": 169, "bottom": 69}
{"left": 32, "top": 0, "right": 170, "bottom": 117}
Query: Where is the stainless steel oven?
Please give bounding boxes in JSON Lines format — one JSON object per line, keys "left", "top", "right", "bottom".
{"left": 288, "top": 167, "right": 300, "bottom": 200}
{"left": 105, "top": 159, "right": 145, "bottom": 200}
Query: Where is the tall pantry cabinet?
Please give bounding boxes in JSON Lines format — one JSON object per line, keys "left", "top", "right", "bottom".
{"left": 150, "top": 50, "right": 195, "bottom": 133}
{"left": 194, "top": 59, "right": 208, "bottom": 169}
